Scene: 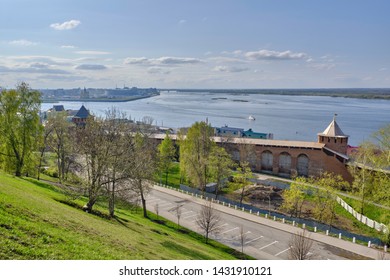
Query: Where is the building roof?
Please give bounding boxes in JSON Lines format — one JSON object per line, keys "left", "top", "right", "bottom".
{"left": 74, "top": 105, "right": 90, "bottom": 119}
{"left": 243, "top": 129, "right": 268, "bottom": 138}
{"left": 216, "top": 126, "right": 244, "bottom": 132}
{"left": 53, "top": 105, "right": 64, "bottom": 112}
{"left": 152, "top": 133, "right": 325, "bottom": 149}
{"left": 318, "top": 117, "right": 348, "bottom": 138}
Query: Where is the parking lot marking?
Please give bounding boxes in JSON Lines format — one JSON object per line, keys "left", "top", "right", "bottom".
{"left": 245, "top": 236, "right": 263, "bottom": 245}
{"left": 221, "top": 227, "right": 239, "bottom": 234}
{"left": 275, "top": 246, "right": 291, "bottom": 256}
{"left": 184, "top": 214, "right": 198, "bottom": 219}
{"left": 159, "top": 202, "right": 173, "bottom": 208}
{"left": 214, "top": 223, "right": 229, "bottom": 230}
{"left": 259, "top": 241, "right": 278, "bottom": 250}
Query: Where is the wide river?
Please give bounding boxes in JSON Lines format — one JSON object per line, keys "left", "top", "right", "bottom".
{"left": 41, "top": 91, "right": 390, "bottom": 146}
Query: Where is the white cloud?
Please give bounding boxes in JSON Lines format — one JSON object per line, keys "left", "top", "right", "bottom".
{"left": 245, "top": 49, "right": 307, "bottom": 60}
{"left": 124, "top": 57, "right": 150, "bottom": 65}
{"left": 50, "top": 20, "right": 81, "bottom": 30}
{"left": 124, "top": 56, "right": 202, "bottom": 66}
{"left": 75, "top": 50, "right": 111, "bottom": 55}
{"left": 0, "top": 64, "right": 70, "bottom": 74}
{"left": 61, "top": 45, "right": 76, "bottom": 49}
{"left": 178, "top": 19, "right": 187, "bottom": 25}
{"left": 147, "top": 67, "right": 171, "bottom": 75}
{"left": 208, "top": 56, "right": 246, "bottom": 64}
{"left": 156, "top": 56, "right": 202, "bottom": 65}
{"left": 75, "top": 64, "right": 107, "bottom": 70}
{"left": 9, "top": 39, "right": 38, "bottom": 46}
{"left": 221, "top": 50, "right": 243, "bottom": 56}
{"left": 30, "top": 62, "right": 49, "bottom": 69}
{"left": 213, "top": 66, "right": 249, "bottom": 73}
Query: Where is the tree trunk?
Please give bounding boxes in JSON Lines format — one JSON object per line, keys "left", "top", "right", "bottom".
{"left": 109, "top": 181, "right": 116, "bottom": 218}
{"left": 240, "top": 186, "right": 245, "bottom": 207}
{"left": 84, "top": 198, "right": 96, "bottom": 213}
{"left": 15, "top": 159, "right": 23, "bottom": 177}
{"left": 139, "top": 180, "right": 148, "bottom": 218}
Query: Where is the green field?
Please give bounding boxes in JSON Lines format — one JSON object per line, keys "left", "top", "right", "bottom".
{"left": 0, "top": 172, "right": 242, "bottom": 260}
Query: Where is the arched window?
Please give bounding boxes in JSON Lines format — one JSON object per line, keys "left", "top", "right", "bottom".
{"left": 279, "top": 152, "right": 291, "bottom": 175}
{"left": 261, "top": 150, "right": 273, "bottom": 171}
{"left": 297, "top": 154, "right": 309, "bottom": 177}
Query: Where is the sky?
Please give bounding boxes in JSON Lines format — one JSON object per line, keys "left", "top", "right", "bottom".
{"left": 1, "top": 0, "right": 390, "bottom": 89}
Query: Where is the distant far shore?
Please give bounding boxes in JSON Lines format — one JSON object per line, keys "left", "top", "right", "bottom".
{"left": 42, "top": 92, "right": 160, "bottom": 103}
{"left": 168, "top": 88, "right": 390, "bottom": 100}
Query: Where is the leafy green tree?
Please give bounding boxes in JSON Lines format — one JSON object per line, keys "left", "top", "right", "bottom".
{"left": 180, "top": 121, "right": 215, "bottom": 191}
{"left": 311, "top": 173, "right": 342, "bottom": 228}
{"left": 0, "top": 82, "right": 42, "bottom": 176}
{"left": 281, "top": 177, "right": 307, "bottom": 218}
{"left": 209, "top": 146, "right": 235, "bottom": 198}
{"left": 349, "top": 124, "right": 390, "bottom": 212}
{"left": 158, "top": 132, "right": 176, "bottom": 185}
{"left": 233, "top": 161, "right": 253, "bottom": 206}
{"left": 371, "top": 124, "right": 390, "bottom": 207}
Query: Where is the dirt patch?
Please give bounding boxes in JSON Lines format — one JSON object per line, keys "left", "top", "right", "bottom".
{"left": 229, "top": 183, "right": 284, "bottom": 210}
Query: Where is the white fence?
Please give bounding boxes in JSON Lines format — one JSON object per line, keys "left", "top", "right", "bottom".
{"left": 336, "top": 196, "right": 388, "bottom": 233}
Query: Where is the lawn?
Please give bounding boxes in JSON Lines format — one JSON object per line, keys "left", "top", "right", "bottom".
{"left": 156, "top": 162, "right": 183, "bottom": 188}
{"left": 0, "top": 171, "right": 241, "bottom": 260}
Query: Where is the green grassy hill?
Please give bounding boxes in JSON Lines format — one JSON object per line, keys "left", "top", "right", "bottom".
{"left": 0, "top": 172, "right": 239, "bottom": 260}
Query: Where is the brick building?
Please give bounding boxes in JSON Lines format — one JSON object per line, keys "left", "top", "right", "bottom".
{"left": 153, "top": 117, "right": 353, "bottom": 181}
{"left": 219, "top": 116, "right": 352, "bottom": 181}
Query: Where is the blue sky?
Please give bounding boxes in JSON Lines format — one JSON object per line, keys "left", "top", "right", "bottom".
{"left": 1, "top": 0, "right": 389, "bottom": 89}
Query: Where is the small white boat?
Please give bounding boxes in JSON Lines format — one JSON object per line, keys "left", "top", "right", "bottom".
{"left": 248, "top": 115, "right": 256, "bottom": 121}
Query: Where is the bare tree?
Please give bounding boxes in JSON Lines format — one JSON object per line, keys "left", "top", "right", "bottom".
{"left": 169, "top": 203, "right": 184, "bottom": 229}
{"left": 126, "top": 131, "right": 157, "bottom": 218}
{"left": 288, "top": 229, "right": 313, "bottom": 260}
{"left": 46, "top": 111, "right": 74, "bottom": 183}
{"left": 154, "top": 203, "right": 160, "bottom": 220}
{"left": 76, "top": 116, "right": 110, "bottom": 212}
{"left": 196, "top": 201, "right": 222, "bottom": 243}
{"left": 37, "top": 121, "right": 53, "bottom": 180}
{"left": 239, "top": 225, "right": 247, "bottom": 253}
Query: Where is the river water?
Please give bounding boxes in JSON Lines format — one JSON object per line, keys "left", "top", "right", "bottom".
{"left": 41, "top": 91, "right": 390, "bottom": 146}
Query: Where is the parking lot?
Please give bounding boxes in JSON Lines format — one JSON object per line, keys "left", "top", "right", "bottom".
{"left": 146, "top": 188, "right": 349, "bottom": 260}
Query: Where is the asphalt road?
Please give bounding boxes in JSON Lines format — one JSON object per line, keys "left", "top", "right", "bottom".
{"left": 145, "top": 186, "right": 377, "bottom": 260}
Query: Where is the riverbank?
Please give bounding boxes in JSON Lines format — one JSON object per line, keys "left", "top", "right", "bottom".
{"left": 42, "top": 92, "right": 160, "bottom": 103}
{"left": 172, "top": 88, "right": 390, "bottom": 100}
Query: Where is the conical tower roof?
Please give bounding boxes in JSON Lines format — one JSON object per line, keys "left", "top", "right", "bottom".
{"left": 75, "top": 105, "right": 90, "bottom": 118}
{"left": 318, "top": 115, "right": 348, "bottom": 138}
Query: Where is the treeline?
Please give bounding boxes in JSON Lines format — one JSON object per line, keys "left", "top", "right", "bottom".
{"left": 0, "top": 83, "right": 243, "bottom": 220}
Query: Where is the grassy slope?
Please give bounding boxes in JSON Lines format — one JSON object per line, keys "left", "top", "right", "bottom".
{"left": 0, "top": 172, "right": 238, "bottom": 260}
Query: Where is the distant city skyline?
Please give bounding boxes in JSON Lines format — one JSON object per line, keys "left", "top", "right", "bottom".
{"left": 1, "top": 0, "right": 389, "bottom": 89}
